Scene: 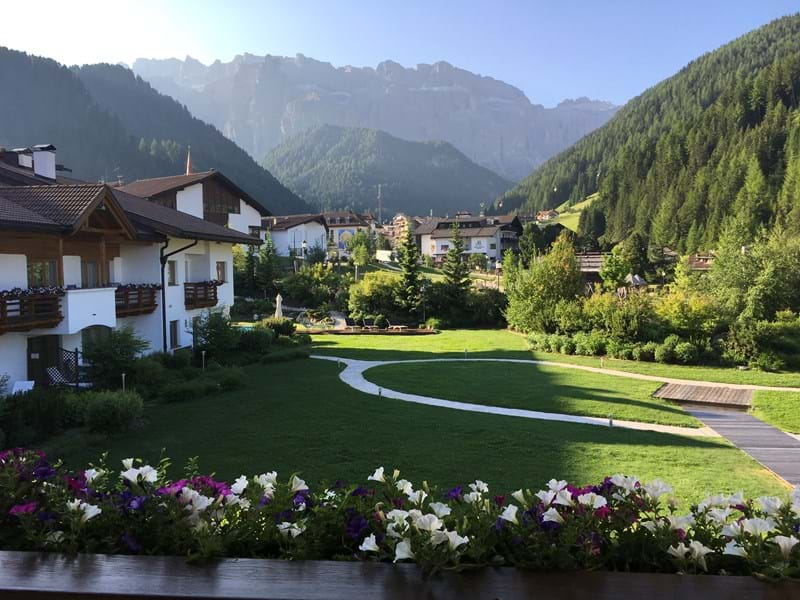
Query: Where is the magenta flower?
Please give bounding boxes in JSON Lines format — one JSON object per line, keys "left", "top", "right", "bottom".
{"left": 9, "top": 501, "right": 38, "bottom": 516}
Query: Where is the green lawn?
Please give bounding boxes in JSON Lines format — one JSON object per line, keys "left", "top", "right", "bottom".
{"left": 45, "top": 358, "right": 784, "bottom": 503}
{"left": 752, "top": 391, "right": 800, "bottom": 433}
{"left": 313, "top": 329, "right": 800, "bottom": 387}
{"left": 363, "top": 362, "right": 699, "bottom": 427}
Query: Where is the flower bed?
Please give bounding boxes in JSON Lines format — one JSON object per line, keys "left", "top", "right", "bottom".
{"left": 2, "top": 449, "right": 800, "bottom": 579}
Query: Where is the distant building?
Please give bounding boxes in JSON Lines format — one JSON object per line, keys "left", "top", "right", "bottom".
{"left": 686, "top": 253, "right": 715, "bottom": 271}
{"left": 536, "top": 209, "right": 559, "bottom": 222}
{"left": 263, "top": 215, "right": 328, "bottom": 257}
{"left": 575, "top": 251, "right": 609, "bottom": 286}
{"left": 415, "top": 213, "right": 522, "bottom": 263}
{"left": 322, "top": 211, "right": 373, "bottom": 257}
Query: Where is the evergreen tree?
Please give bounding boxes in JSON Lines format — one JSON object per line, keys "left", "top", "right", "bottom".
{"left": 396, "top": 227, "right": 423, "bottom": 315}
{"left": 255, "top": 233, "right": 279, "bottom": 297}
{"left": 518, "top": 222, "right": 544, "bottom": 267}
{"left": 441, "top": 222, "right": 470, "bottom": 300}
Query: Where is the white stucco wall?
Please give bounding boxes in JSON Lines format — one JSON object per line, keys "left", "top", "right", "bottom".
{"left": 0, "top": 335, "right": 28, "bottom": 391}
{"left": 51, "top": 288, "right": 117, "bottom": 335}
{"left": 175, "top": 183, "right": 204, "bottom": 219}
{"left": 63, "top": 255, "right": 81, "bottom": 287}
{"left": 270, "top": 222, "right": 328, "bottom": 257}
{"left": 117, "top": 243, "right": 162, "bottom": 284}
{"left": 228, "top": 200, "right": 262, "bottom": 234}
{"left": 0, "top": 254, "right": 28, "bottom": 288}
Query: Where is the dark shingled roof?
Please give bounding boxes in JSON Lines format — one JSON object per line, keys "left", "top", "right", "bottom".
{"left": 0, "top": 195, "right": 61, "bottom": 230}
{"left": 0, "top": 161, "right": 58, "bottom": 186}
{"left": 264, "top": 214, "right": 327, "bottom": 231}
{"left": 112, "top": 188, "right": 260, "bottom": 245}
{"left": 119, "top": 170, "right": 270, "bottom": 217}
{"left": 0, "top": 184, "right": 106, "bottom": 227}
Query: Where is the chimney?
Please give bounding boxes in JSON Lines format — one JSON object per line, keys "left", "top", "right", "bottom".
{"left": 186, "top": 145, "right": 192, "bottom": 175}
{"left": 13, "top": 147, "right": 33, "bottom": 169}
{"left": 32, "top": 144, "right": 56, "bottom": 180}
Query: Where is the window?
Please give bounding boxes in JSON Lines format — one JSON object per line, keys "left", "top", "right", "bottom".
{"left": 167, "top": 260, "right": 177, "bottom": 286}
{"left": 81, "top": 261, "right": 99, "bottom": 288}
{"left": 489, "top": 243, "right": 497, "bottom": 250}
{"left": 169, "top": 320, "right": 179, "bottom": 349}
{"left": 216, "top": 261, "right": 227, "bottom": 282}
{"left": 27, "top": 259, "right": 58, "bottom": 287}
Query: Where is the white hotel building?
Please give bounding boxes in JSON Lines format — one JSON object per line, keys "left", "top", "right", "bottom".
{"left": 0, "top": 146, "right": 266, "bottom": 391}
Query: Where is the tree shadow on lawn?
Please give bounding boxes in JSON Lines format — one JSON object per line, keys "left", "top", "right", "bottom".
{"left": 359, "top": 359, "right": 695, "bottom": 425}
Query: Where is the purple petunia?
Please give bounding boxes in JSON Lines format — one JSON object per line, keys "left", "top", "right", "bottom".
{"left": 445, "top": 486, "right": 462, "bottom": 501}
{"left": 9, "top": 502, "right": 38, "bottom": 516}
{"left": 121, "top": 532, "right": 142, "bottom": 553}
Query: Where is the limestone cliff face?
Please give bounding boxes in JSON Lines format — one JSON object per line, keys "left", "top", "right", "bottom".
{"left": 133, "top": 54, "right": 618, "bottom": 181}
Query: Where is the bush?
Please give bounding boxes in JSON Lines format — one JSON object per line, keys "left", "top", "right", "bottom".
{"left": 751, "top": 351, "right": 786, "bottom": 372}
{"left": 373, "top": 314, "right": 388, "bottom": 329}
{"left": 674, "top": 342, "right": 700, "bottom": 365}
{"left": 218, "top": 368, "right": 247, "bottom": 392}
{"left": 632, "top": 342, "right": 657, "bottom": 362}
{"left": 129, "top": 357, "right": 172, "bottom": 400}
{"left": 84, "top": 391, "right": 143, "bottom": 435}
{"left": 654, "top": 343, "right": 676, "bottom": 364}
{"left": 425, "top": 317, "right": 442, "bottom": 330}
{"left": 262, "top": 317, "right": 296, "bottom": 337}
{"left": 63, "top": 392, "right": 88, "bottom": 428}
{"left": 82, "top": 326, "right": 150, "bottom": 389}
{"left": 560, "top": 337, "right": 577, "bottom": 355}
{"left": 193, "top": 312, "right": 241, "bottom": 362}
{"left": 294, "top": 333, "right": 312, "bottom": 346}
{"left": 238, "top": 325, "right": 275, "bottom": 355}
{"left": 0, "top": 387, "right": 68, "bottom": 445}
{"left": 574, "top": 331, "right": 606, "bottom": 356}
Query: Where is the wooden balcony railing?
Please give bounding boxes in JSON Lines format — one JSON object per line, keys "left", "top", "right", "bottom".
{"left": 0, "top": 294, "right": 62, "bottom": 334}
{"left": 184, "top": 282, "right": 219, "bottom": 310}
{"left": 115, "top": 286, "right": 159, "bottom": 318}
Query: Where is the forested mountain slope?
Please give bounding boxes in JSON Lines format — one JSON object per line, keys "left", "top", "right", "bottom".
{"left": 496, "top": 15, "right": 800, "bottom": 252}
{"left": 264, "top": 124, "right": 514, "bottom": 215}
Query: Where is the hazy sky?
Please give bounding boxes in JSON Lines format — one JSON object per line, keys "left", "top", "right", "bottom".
{"left": 1, "top": 0, "right": 798, "bottom": 106}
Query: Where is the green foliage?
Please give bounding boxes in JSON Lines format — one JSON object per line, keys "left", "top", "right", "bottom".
{"left": 255, "top": 233, "right": 280, "bottom": 296}
{"left": 263, "top": 124, "right": 513, "bottom": 215}
{"left": 192, "top": 312, "right": 241, "bottom": 362}
{"left": 599, "top": 245, "right": 632, "bottom": 290}
{"left": 219, "top": 368, "right": 247, "bottom": 392}
{"left": 83, "top": 326, "right": 149, "bottom": 389}
{"left": 441, "top": 222, "right": 471, "bottom": 302}
{"left": 160, "top": 380, "right": 218, "bottom": 404}
{"left": 0, "top": 387, "right": 68, "bottom": 445}
{"left": 467, "top": 253, "right": 487, "bottom": 271}
{"left": 262, "top": 317, "right": 296, "bottom": 337}
{"left": 306, "top": 243, "right": 327, "bottom": 265}
{"left": 84, "top": 391, "right": 144, "bottom": 435}
{"left": 497, "top": 16, "right": 800, "bottom": 248}
{"left": 348, "top": 271, "right": 402, "bottom": 321}
{"left": 506, "top": 232, "right": 584, "bottom": 333}
{"left": 281, "top": 263, "right": 346, "bottom": 308}
{"left": 238, "top": 325, "right": 275, "bottom": 355}
{"left": 396, "top": 227, "right": 423, "bottom": 315}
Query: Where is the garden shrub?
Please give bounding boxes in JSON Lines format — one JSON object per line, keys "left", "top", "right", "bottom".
{"left": 373, "top": 314, "right": 388, "bottom": 329}
{"left": 262, "top": 317, "right": 296, "bottom": 337}
{"left": 654, "top": 343, "right": 676, "bottom": 364}
{"left": 63, "top": 392, "right": 88, "bottom": 428}
{"left": 82, "top": 326, "right": 149, "bottom": 389}
{"left": 751, "top": 351, "right": 786, "bottom": 372}
{"left": 674, "top": 342, "right": 700, "bottom": 365}
{"left": 129, "top": 357, "right": 171, "bottom": 400}
{"left": 0, "top": 387, "right": 68, "bottom": 445}
{"left": 238, "top": 325, "right": 275, "bottom": 355}
{"left": 219, "top": 368, "right": 247, "bottom": 392}
{"left": 425, "top": 317, "right": 442, "bottom": 330}
{"left": 632, "top": 342, "right": 657, "bottom": 362}
{"left": 84, "top": 391, "right": 143, "bottom": 435}
{"left": 294, "top": 333, "right": 312, "bottom": 346}
{"left": 193, "top": 312, "right": 241, "bottom": 362}
{"left": 560, "top": 337, "right": 576, "bottom": 355}
{"left": 554, "top": 299, "right": 585, "bottom": 334}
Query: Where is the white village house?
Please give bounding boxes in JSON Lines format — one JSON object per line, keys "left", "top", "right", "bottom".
{"left": 0, "top": 146, "right": 266, "bottom": 391}
{"left": 414, "top": 213, "right": 522, "bottom": 264}
{"left": 263, "top": 214, "right": 328, "bottom": 257}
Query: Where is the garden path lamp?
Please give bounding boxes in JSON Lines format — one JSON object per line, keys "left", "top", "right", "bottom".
{"left": 201, "top": 350, "right": 206, "bottom": 371}
{"left": 302, "top": 240, "right": 308, "bottom": 258}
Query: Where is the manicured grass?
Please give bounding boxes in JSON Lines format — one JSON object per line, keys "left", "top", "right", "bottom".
{"left": 363, "top": 362, "right": 699, "bottom": 427}
{"left": 45, "top": 359, "right": 784, "bottom": 503}
{"left": 752, "top": 391, "right": 800, "bottom": 433}
{"left": 313, "top": 329, "right": 800, "bottom": 387}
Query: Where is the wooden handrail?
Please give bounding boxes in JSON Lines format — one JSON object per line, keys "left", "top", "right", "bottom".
{"left": 0, "top": 294, "right": 62, "bottom": 334}
{"left": 0, "top": 551, "right": 797, "bottom": 599}
{"left": 184, "top": 282, "right": 218, "bottom": 310}
{"left": 115, "top": 287, "right": 159, "bottom": 317}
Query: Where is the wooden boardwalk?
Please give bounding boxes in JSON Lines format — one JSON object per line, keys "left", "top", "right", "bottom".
{"left": 654, "top": 383, "right": 753, "bottom": 407}
{"left": 685, "top": 407, "right": 800, "bottom": 486}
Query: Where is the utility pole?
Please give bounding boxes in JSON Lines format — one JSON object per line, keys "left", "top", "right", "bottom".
{"left": 377, "top": 184, "right": 383, "bottom": 225}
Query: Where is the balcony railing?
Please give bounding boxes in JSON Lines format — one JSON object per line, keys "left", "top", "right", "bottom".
{"left": 0, "top": 293, "right": 63, "bottom": 334}
{"left": 184, "top": 282, "right": 219, "bottom": 310}
{"left": 115, "top": 286, "right": 159, "bottom": 318}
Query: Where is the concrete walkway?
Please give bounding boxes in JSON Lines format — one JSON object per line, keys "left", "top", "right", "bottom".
{"left": 685, "top": 407, "right": 800, "bottom": 486}
{"left": 312, "top": 355, "right": 719, "bottom": 438}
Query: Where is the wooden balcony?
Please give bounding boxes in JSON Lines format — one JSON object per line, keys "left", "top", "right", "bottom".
{"left": 0, "top": 294, "right": 63, "bottom": 334}
{"left": 184, "top": 282, "right": 219, "bottom": 310}
{"left": 115, "top": 286, "right": 159, "bottom": 318}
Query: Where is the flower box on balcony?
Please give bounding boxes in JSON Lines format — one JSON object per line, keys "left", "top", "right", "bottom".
{"left": 115, "top": 284, "right": 161, "bottom": 318}
{"left": 184, "top": 281, "right": 222, "bottom": 310}
{"left": 0, "top": 287, "right": 64, "bottom": 334}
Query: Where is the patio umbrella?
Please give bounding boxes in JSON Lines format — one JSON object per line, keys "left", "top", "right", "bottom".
{"left": 275, "top": 293, "right": 283, "bottom": 318}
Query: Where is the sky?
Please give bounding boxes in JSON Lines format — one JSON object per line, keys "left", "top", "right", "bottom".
{"left": 1, "top": 0, "right": 798, "bottom": 106}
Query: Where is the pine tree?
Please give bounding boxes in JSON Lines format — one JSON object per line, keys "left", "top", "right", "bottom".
{"left": 255, "top": 233, "right": 278, "bottom": 298}
{"left": 441, "top": 222, "right": 470, "bottom": 300}
{"left": 396, "top": 227, "right": 423, "bottom": 315}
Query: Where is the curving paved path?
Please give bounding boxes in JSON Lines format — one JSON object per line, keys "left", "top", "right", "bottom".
{"left": 312, "top": 355, "right": 719, "bottom": 438}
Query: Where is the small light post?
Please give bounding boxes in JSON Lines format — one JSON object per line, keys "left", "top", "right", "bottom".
{"left": 302, "top": 240, "right": 308, "bottom": 258}
{"left": 201, "top": 350, "right": 206, "bottom": 371}
{"left": 121, "top": 373, "right": 126, "bottom": 392}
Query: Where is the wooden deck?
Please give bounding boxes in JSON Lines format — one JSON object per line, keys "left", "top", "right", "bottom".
{"left": 2, "top": 551, "right": 800, "bottom": 599}
{"left": 686, "top": 407, "right": 800, "bottom": 486}
{"left": 654, "top": 383, "right": 753, "bottom": 407}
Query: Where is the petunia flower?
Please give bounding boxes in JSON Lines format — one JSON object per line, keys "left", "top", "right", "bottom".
{"left": 290, "top": 476, "right": 308, "bottom": 493}
{"left": 756, "top": 496, "right": 782, "bottom": 515}
{"left": 231, "top": 475, "right": 248, "bottom": 495}
{"left": 772, "top": 535, "right": 799, "bottom": 559}
{"left": 431, "top": 529, "right": 469, "bottom": 550}
{"left": 394, "top": 539, "right": 415, "bottom": 562}
{"left": 642, "top": 479, "right": 672, "bottom": 501}
{"left": 535, "top": 490, "right": 556, "bottom": 506}
{"left": 413, "top": 513, "right": 443, "bottom": 532}
{"left": 511, "top": 489, "right": 526, "bottom": 504}
{"left": 256, "top": 472, "right": 278, "bottom": 490}
{"left": 407, "top": 490, "right": 427, "bottom": 506}
{"left": 723, "top": 540, "right": 748, "bottom": 557}
{"left": 542, "top": 507, "right": 564, "bottom": 524}
{"left": 84, "top": 468, "right": 104, "bottom": 484}
{"left": 554, "top": 489, "right": 574, "bottom": 507}
{"left": 469, "top": 480, "right": 489, "bottom": 494}
{"left": 9, "top": 502, "right": 38, "bottom": 516}
{"left": 547, "top": 479, "right": 568, "bottom": 492}
{"left": 707, "top": 507, "right": 734, "bottom": 524}
{"left": 121, "top": 458, "right": 134, "bottom": 470}
{"left": 277, "top": 521, "right": 305, "bottom": 538}
{"left": 66, "top": 500, "right": 101, "bottom": 523}
{"left": 741, "top": 517, "right": 776, "bottom": 536}
{"left": 395, "top": 479, "right": 414, "bottom": 495}
{"left": 500, "top": 504, "right": 519, "bottom": 525}
{"left": 367, "top": 467, "right": 386, "bottom": 483}
{"left": 359, "top": 533, "right": 380, "bottom": 552}
{"left": 687, "top": 541, "right": 713, "bottom": 570}
{"left": 428, "top": 502, "right": 452, "bottom": 518}
{"left": 577, "top": 492, "right": 607, "bottom": 509}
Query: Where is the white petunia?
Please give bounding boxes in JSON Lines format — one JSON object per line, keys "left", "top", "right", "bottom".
{"left": 81, "top": 503, "right": 102, "bottom": 522}
{"left": 554, "top": 489, "right": 574, "bottom": 507}
{"left": 256, "top": 472, "right": 278, "bottom": 489}
{"left": 463, "top": 491, "right": 481, "bottom": 504}
{"left": 547, "top": 479, "right": 567, "bottom": 492}
{"left": 386, "top": 521, "right": 405, "bottom": 539}
{"left": 414, "top": 513, "right": 443, "bottom": 532}
{"left": 511, "top": 489, "right": 526, "bottom": 504}
{"left": 45, "top": 531, "right": 65, "bottom": 544}
{"left": 368, "top": 467, "right": 386, "bottom": 483}
{"left": 666, "top": 514, "right": 694, "bottom": 531}
{"left": 687, "top": 541, "right": 714, "bottom": 570}
{"left": 742, "top": 517, "right": 776, "bottom": 536}
{"left": 231, "top": 475, "right": 248, "bottom": 495}
{"left": 542, "top": 507, "right": 564, "bottom": 524}
{"left": 642, "top": 479, "right": 672, "bottom": 501}
{"left": 84, "top": 468, "right": 103, "bottom": 483}
{"left": 386, "top": 509, "right": 409, "bottom": 523}
{"left": 667, "top": 543, "right": 689, "bottom": 560}
{"left": 499, "top": 504, "right": 519, "bottom": 525}
{"left": 773, "top": 535, "right": 799, "bottom": 559}
{"left": 431, "top": 529, "right": 469, "bottom": 550}
{"left": 640, "top": 520, "right": 657, "bottom": 533}
{"left": 407, "top": 490, "right": 427, "bottom": 506}
{"left": 394, "top": 539, "right": 415, "bottom": 562}
{"left": 723, "top": 540, "right": 747, "bottom": 557}
{"left": 756, "top": 496, "right": 782, "bottom": 515}
{"left": 121, "top": 465, "right": 158, "bottom": 485}
{"left": 707, "top": 507, "right": 734, "bottom": 524}
{"left": 359, "top": 533, "right": 380, "bottom": 552}
{"left": 66, "top": 499, "right": 82, "bottom": 512}
{"left": 395, "top": 479, "right": 414, "bottom": 495}
{"left": 277, "top": 521, "right": 305, "bottom": 538}
{"left": 577, "top": 492, "right": 607, "bottom": 510}
{"left": 290, "top": 475, "right": 308, "bottom": 493}
{"left": 429, "top": 502, "right": 452, "bottom": 518}
{"left": 469, "top": 480, "right": 489, "bottom": 494}
{"left": 610, "top": 474, "right": 638, "bottom": 492}
{"left": 535, "top": 490, "right": 556, "bottom": 506}
{"left": 121, "top": 458, "right": 134, "bottom": 470}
